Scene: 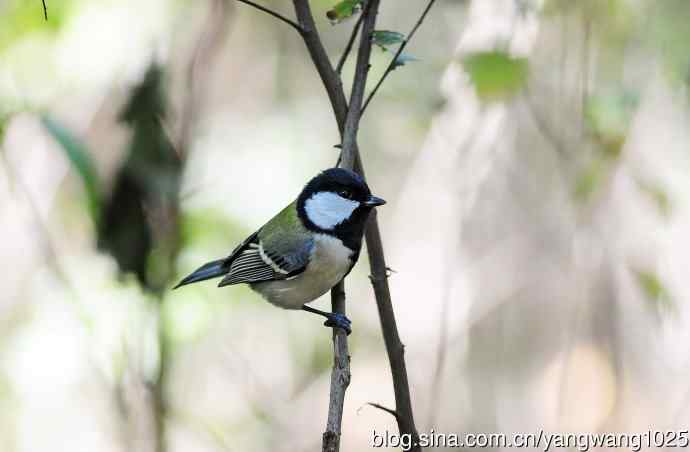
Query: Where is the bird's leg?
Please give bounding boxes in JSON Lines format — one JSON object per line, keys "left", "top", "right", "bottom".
{"left": 301, "top": 305, "right": 352, "bottom": 335}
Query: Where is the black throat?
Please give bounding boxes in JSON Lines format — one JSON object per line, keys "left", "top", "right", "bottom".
{"left": 296, "top": 167, "right": 376, "bottom": 262}
{"left": 296, "top": 198, "right": 373, "bottom": 260}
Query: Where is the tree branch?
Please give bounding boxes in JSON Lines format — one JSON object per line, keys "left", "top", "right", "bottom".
{"left": 363, "top": 210, "right": 421, "bottom": 451}
{"left": 367, "top": 402, "right": 399, "bottom": 419}
{"left": 293, "top": 0, "right": 349, "bottom": 129}
{"left": 236, "top": 0, "right": 303, "bottom": 33}
{"left": 291, "top": 4, "right": 352, "bottom": 451}
{"left": 336, "top": 12, "right": 365, "bottom": 75}
{"left": 323, "top": 282, "right": 351, "bottom": 452}
{"left": 42, "top": 0, "right": 48, "bottom": 20}
{"left": 339, "top": 0, "right": 379, "bottom": 170}
{"left": 292, "top": 1, "right": 421, "bottom": 450}
{"left": 361, "top": 0, "right": 437, "bottom": 115}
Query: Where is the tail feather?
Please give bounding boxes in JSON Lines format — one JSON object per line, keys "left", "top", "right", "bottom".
{"left": 173, "top": 259, "right": 227, "bottom": 289}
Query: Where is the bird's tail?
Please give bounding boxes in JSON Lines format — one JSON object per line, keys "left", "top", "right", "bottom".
{"left": 173, "top": 259, "right": 227, "bottom": 289}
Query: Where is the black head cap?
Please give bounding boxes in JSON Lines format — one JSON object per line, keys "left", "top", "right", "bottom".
{"left": 300, "top": 168, "right": 371, "bottom": 203}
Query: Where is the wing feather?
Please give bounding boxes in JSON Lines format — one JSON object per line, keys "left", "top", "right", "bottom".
{"left": 217, "top": 202, "right": 314, "bottom": 287}
{"left": 218, "top": 238, "right": 312, "bottom": 287}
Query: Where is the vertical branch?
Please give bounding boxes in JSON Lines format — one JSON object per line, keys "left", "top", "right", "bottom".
{"left": 291, "top": 4, "right": 353, "bottom": 450}
{"left": 339, "top": 0, "right": 379, "bottom": 169}
{"left": 292, "top": 0, "right": 349, "bottom": 126}
{"left": 363, "top": 214, "right": 420, "bottom": 451}
{"left": 336, "top": 12, "right": 365, "bottom": 75}
{"left": 328, "top": 2, "right": 379, "bottom": 450}
{"left": 291, "top": 1, "right": 421, "bottom": 450}
{"left": 322, "top": 283, "right": 350, "bottom": 452}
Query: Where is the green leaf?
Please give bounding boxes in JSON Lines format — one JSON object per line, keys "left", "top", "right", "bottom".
{"left": 634, "top": 270, "right": 674, "bottom": 314}
{"left": 462, "top": 51, "right": 529, "bottom": 101}
{"left": 103, "top": 63, "right": 181, "bottom": 294}
{"left": 391, "top": 52, "right": 418, "bottom": 70}
{"left": 585, "top": 91, "right": 639, "bottom": 158}
{"left": 41, "top": 115, "right": 101, "bottom": 225}
{"left": 372, "top": 30, "right": 405, "bottom": 50}
{"left": 326, "top": 0, "right": 362, "bottom": 24}
{"left": 0, "top": 0, "right": 74, "bottom": 52}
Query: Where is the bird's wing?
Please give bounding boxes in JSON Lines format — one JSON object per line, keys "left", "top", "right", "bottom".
{"left": 218, "top": 202, "right": 313, "bottom": 287}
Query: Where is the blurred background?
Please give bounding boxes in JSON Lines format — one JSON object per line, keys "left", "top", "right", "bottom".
{"left": 1, "top": 0, "right": 690, "bottom": 451}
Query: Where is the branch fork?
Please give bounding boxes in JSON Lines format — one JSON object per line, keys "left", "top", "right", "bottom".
{"left": 236, "top": 0, "right": 437, "bottom": 450}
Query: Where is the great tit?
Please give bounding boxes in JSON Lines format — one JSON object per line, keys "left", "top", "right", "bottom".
{"left": 174, "top": 168, "right": 386, "bottom": 334}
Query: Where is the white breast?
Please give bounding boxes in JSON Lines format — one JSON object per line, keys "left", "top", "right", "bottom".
{"left": 251, "top": 233, "right": 353, "bottom": 309}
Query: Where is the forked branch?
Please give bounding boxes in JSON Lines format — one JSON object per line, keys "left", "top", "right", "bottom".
{"left": 288, "top": 1, "right": 422, "bottom": 450}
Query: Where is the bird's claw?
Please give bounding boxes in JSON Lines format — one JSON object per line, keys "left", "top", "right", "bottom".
{"left": 324, "top": 313, "right": 352, "bottom": 335}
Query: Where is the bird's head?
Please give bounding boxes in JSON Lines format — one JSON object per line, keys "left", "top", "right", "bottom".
{"left": 297, "top": 168, "right": 385, "bottom": 239}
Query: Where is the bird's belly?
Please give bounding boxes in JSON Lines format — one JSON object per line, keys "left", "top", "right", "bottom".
{"left": 251, "top": 234, "right": 353, "bottom": 309}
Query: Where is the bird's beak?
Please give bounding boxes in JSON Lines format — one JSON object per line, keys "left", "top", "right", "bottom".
{"left": 364, "top": 195, "right": 386, "bottom": 207}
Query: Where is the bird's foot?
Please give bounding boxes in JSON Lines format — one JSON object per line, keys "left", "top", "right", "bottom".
{"left": 323, "top": 313, "right": 352, "bottom": 335}
{"left": 302, "top": 305, "right": 352, "bottom": 335}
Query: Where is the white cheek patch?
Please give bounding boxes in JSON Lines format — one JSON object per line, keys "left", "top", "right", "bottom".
{"left": 305, "top": 192, "right": 359, "bottom": 230}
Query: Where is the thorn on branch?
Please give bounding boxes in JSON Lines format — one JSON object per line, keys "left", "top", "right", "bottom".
{"left": 367, "top": 402, "right": 399, "bottom": 420}
{"left": 369, "top": 267, "right": 396, "bottom": 283}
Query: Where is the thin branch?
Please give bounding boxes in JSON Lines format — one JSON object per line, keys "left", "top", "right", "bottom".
{"left": 363, "top": 210, "right": 421, "bottom": 451}
{"left": 339, "top": 0, "right": 379, "bottom": 170}
{"left": 42, "top": 0, "right": 48, "bottom": 20}
{"left": 361, "top": 0, "right": 437, "bottom": 115}
{"left": 293, "top": 0, "right": 349, "bottom": 128}
{"left": 336, "top": 12, "right": 365, "bottom": 75}
{"left": 326, "top": 2, "right": 380, "bottom": 449}
{"left": 291, "top": 1, "right": 421, "bottom": 450}
{"left": 290, "top": 4, "right": 353, "bottom": 451}
{"left": 323, "top": 296, "right": 351, "bottom": 452}
{"left": 236, "top": 0, "right": 303, "bottom": 33}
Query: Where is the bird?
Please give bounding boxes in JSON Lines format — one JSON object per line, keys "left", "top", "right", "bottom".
{"left": 174, "top": 168, "right": 386, "bottom": 334}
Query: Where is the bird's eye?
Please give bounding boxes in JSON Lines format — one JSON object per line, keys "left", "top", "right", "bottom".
{"left": 338, "top": 189, "right": 352, "bottom": 199}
